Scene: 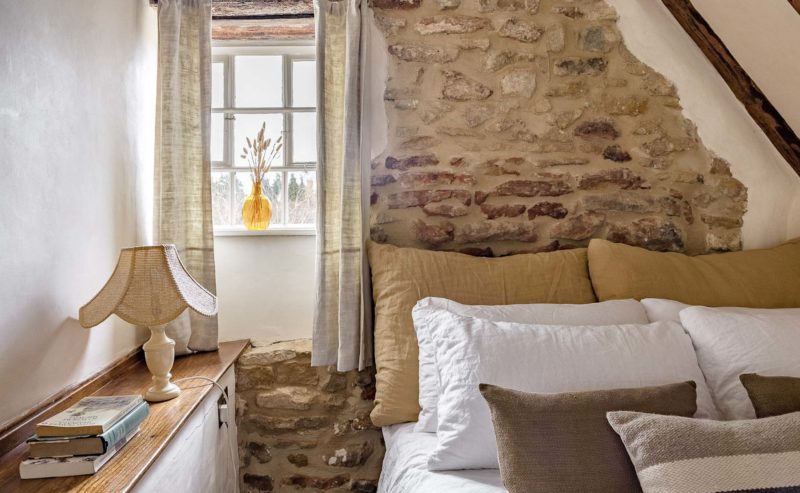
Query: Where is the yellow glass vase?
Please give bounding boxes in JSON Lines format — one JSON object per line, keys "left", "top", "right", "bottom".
{"left": 242, "top": 181, "right": 272, "bottom": 230}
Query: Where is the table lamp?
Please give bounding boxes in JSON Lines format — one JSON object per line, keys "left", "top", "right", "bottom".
{"left": 79, "top": 245, "right": 218, "bottom": 402}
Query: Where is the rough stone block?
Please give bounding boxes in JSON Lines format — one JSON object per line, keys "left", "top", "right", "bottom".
{"left": 413, "top": 219, "right": 456, "bottom": 246}
{"left": 498, "top": 18, "right": 544, "bottom": 43}
{"left": 607, "top": 217, "right": 684, "bottom": 252}
{"left": 388, "top": 43, "right": 458, "bottom": 63}
{"left": 554, "top": 57, "right": 607, "bottom": 76}
{"left": 415, "top": 15, "right": 491, "bottom": 35}
{"left": 550, "top": 212, "right": 606, "bottom": 241}
{"left": 442, "top": 70, "right": 493, "bottom": 101}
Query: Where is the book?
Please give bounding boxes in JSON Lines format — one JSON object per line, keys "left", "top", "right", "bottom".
{"left": 36, "top": 395, "right": 143, "bottom": 438}
{"left": 27, "top": 401, "right": 149, "bottom": 458}
{"left": 19, "top": 428, "right": 139, "bottom": 479}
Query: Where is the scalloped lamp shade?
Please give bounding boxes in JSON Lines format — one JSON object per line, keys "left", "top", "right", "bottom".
{"left": 79, "top": 245, "right": 217, "bottom": 329}
{"left": 79, "top": 245, "right": 218, "bottom": 402}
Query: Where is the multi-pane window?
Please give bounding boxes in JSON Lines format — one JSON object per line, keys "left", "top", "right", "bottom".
{"left": 211, "top": 45, "right": 317, "bottom": 232}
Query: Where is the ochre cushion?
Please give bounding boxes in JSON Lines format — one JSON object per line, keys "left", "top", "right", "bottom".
{"left": 481, "top": 381, "right": 698, "bottom": 493}
{"left": 367, "top": 242, "right": 596, "bottom": 426}
{"left": 740, "top": 373, "right": 800, "bottom": 418}
{"left": 588, "top": 238, "right": 800, "bottom": 307}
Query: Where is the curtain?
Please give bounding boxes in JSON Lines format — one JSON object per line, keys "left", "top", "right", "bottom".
{"left": 154, "top": 0, "right": 218, "bottom": 354}
{"left": 312, "top": 0, "right": 373, "bottom": 371}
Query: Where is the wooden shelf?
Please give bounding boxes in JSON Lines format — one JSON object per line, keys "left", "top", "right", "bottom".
{"left": 0, "top": 340, "right": 249, "bottom": 493}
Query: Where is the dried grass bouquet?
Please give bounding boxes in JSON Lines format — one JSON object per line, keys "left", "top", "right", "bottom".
{"left": 242, "top": 122, "right": 282, "bottom": 184}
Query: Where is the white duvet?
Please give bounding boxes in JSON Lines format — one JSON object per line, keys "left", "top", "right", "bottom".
{"left": 378, "top": 423, "right": 505, "bottom": 493}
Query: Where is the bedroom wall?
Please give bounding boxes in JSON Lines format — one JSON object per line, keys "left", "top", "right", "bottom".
{"left": 605, "top": 0, "right": 800, "bottom": 249}
{"left": 366, "top": 0, "right": 800, "bottom": 255}
{"left": 236, "top": 340, "right": 383, "bottom": 492}
{"left": 0, "top": 0, "right": 156, "bottom": 428}
{"left": 367, "top": 0, "right": 748, "bottom": 256}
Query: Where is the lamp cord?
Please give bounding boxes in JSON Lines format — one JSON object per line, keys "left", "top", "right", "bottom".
{"left": 172, "top": 376, "right": 239, "bottom": 493}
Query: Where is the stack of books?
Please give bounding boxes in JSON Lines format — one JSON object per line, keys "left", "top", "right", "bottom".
{"left": 20, "top": 395, "right": 149, "bottom": 479}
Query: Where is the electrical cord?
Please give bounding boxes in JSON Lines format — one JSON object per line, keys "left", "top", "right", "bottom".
{"left": 172, "top": 376, "right": 239, "bottom": 493}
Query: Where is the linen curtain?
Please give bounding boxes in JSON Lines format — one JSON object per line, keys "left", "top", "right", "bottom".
{"left": 154, "top": 0, "right": 218, "bottom": 354}
{"left": 312, "top": 0, "right": 373, "bottom": 371}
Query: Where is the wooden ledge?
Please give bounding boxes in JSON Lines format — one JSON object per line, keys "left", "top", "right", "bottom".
{"left": 0, "top": 340, "right": 249, "bottom": 493}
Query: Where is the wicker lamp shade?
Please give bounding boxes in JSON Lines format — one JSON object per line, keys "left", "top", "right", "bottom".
{"left": 79, "top": 245, "right": 217, "bottom": 329}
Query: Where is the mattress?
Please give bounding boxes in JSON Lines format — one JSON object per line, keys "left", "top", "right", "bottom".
{"left": 378, "top": 423, "right": 506, "bottom": 493}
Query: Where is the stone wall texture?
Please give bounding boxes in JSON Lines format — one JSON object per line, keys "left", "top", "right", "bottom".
{"left": 370, "top": 0, "right": 748, "bottom": 255}
{"left": 237, "top": 340, "right": 383, "bottom": 492}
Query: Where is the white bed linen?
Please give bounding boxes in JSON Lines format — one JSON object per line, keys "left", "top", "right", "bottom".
{"left": 378, "top": 423, "right": 505, "bottom": 493}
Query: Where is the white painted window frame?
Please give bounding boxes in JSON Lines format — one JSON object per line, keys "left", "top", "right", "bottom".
{"left": 211, "top": 41, "right": 317, "bottom": 237}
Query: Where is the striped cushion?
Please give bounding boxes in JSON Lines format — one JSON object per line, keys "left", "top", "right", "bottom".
{"left": 607, "top": 411, "right": 800, "bottom": 493}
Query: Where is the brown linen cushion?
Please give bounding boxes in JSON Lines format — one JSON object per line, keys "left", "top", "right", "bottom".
{"left": 587, "top": 237, "right": 800, "bottom": 306}
{"left": 367, "top": 242, "right": 596, "bottom": 426}
{"left": 607, "top": 411, "right": 800, "bottom": 493}
{"left": 479, "top": 381, "right": 697, "bottom": 493}
{"left": 740, "top": 373, "right": 800, "bottom": 418}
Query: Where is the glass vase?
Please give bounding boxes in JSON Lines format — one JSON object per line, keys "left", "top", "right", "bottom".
{"left": 242, "top": 180, "right": 272, "bottom": 230}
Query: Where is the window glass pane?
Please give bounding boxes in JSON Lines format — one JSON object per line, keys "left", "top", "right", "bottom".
{"left": 212, "top": 62, "right": 225, "bottom": 108}
{"left": 235, "top": 56, "right": 283, "bottom": 108}
{"left": 211, "top": 113, "right": 224, "bottom": 162}
{"left": 234, "top": 114, "right": 284, "bottom": 167}
{"left": 211, "top": 172, "right": 232, "bottom": 226}
{"left": 292, "top": 112, "right": 316, "bottom": 163}
{"left": 287, "top": 171, "right": 317, "bottom": 225}
{"left": 291, "top": 60, "right": 316, "bottom": 107}
{"left": 235, "top": 171, "right": 283, "bottom": 226}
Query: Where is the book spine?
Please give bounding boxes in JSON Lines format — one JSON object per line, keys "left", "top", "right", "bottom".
{"left": 99, "top": 402, "right": 149, "bottom": 452}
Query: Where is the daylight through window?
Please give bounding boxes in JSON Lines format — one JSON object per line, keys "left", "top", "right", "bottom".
{"left": 211, "top": 46, "right": 317, "bottom": 231}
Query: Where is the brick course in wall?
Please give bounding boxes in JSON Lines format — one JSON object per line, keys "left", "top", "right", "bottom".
{"left": 370, "top": 0, "right": 747, "bottom": 255}
{"left": 237, "top": 340, "right": 383, "bottom": 492}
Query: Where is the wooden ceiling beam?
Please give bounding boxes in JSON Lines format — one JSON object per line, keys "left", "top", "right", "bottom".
{"left": 149, "top": 0, "right": 314, "bottom": 18}
{"left": 212, "top": 17, "right": 314, "bottom": 40}
{"left": 660, "top": 0, "right": 800, "bottom": 176}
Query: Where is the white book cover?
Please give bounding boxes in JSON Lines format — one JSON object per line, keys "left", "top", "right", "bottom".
{"left": 19, "top": 428, "right": 139, "bottom": 479}
{"left": 36, "top": 395, "right": 142, "bottom": 437}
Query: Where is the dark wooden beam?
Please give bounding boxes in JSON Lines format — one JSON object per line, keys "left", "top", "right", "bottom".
{"left": 212, "top": 17, "right": 314, "bottom": 40}
{"left": 149, "top": 0, "right": 314, "bottom": 17}
{"left": 789, "top": 0, "right": 800, "bottom": 15}
{"left": 661, "top": 0, "right": 800, "bottom": 176}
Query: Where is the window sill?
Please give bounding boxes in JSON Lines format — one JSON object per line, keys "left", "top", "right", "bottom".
{"left": 214, "top": 226, "right": 316, "bottom": 237}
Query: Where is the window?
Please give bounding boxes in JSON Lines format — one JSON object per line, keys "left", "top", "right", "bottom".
{"left": 211, "top": 44, "right": 317, "bottom": 234}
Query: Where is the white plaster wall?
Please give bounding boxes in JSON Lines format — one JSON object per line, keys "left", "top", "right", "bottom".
{"left": 0, "top": 0, "right": 156, "bottom": 427}
{"left": 689, "top": 0, "right": 800, "bottom": 238}
{"left": 692, "top": 0, "right": 800, "bottom": 136}
{"left": 608, "top": 0, "right": 800, "bottom": 248}
{"left": 215, "top": 236, "right": 315, "bottom": 344}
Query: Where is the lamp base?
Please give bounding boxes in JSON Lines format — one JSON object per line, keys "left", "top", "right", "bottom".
{"left": 143, "top": 326, "right": 181, "bottom": 403}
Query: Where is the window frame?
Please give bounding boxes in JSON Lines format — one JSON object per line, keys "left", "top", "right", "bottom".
{"left": 211, "top": 41, "right": 317, "bottom": 236}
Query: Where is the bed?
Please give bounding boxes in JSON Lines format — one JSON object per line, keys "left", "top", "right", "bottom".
{"left": 368, "top": 239, "right": 800, "bottom": 492}
{"left": 378, "top": 423, "right": 505, "bottom": 493}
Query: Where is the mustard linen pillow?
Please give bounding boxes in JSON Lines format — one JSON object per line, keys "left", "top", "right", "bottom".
{"left": 367, "top": 242, "right": 596, "bottom": 426}
{"left": 588, "top": 238, "right": 800, "bottom": 307}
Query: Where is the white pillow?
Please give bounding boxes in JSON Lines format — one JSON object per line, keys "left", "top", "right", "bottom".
{"left": 425, "top": 311, "right": 717, "bottom": 470}
{"left": 679, "top": 306, "right": 800, "bottom": 420}
{"left": 641, "top": 298, "right": 691, "bottom": 322}
{"left": 413, "top": 297, "right": 649, "bottom": 432}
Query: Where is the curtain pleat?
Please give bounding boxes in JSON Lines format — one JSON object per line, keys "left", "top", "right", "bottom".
{"left": 154, "top": 0, "right": 218, "bottom": 354}
{"left": 312, "top": 0, "right": 373, "bottom": 371}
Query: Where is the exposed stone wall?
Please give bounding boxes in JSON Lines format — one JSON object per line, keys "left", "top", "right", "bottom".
{"left": 369, "top": 0, "right": 747, "bottom": 255}
{"left": 237, "top": 340, "right": 383, "bottom": 492}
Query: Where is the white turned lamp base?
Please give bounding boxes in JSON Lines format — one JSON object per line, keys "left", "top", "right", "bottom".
{"left": 143, "top": 326, "right": 181, "bottom": 402}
